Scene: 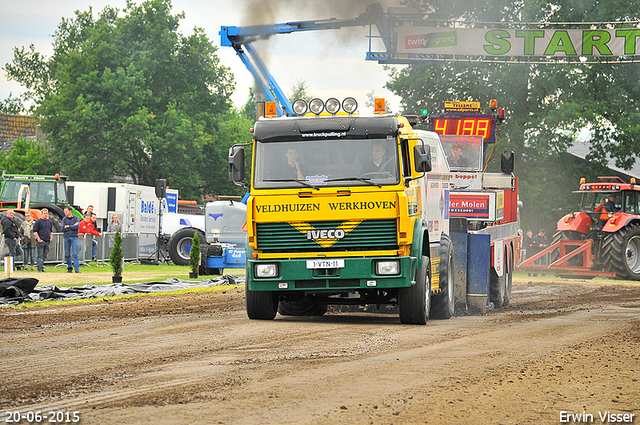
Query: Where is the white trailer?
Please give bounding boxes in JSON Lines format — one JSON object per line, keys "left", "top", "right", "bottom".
{"left": 67, "top": 181, "right": 208, "bottom": 263}
{"left": 67, "top": 181, "right": 181, "bottom": 234}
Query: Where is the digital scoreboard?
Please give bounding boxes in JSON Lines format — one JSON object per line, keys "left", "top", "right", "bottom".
{"left": 428, "top": 115, "right": 497, "bottom": 144}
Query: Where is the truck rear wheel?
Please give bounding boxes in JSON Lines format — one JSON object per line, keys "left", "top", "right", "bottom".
{"left": 245, "top": 284, "right": 279, "bottom": 320}
{"left": 168, "top": 227, "right": 205, "bottom": 266}
{"left": 398, "top": 255, "right": 430, "bottom": 325}
{"left": 503, "top": 250, "right": 513, "bottom": 306}
{"left": 430, "top": 236, "right": 455, "bottom": 319}
{"left": 602, "top": 223, "right": 640, "bottom": 280}
{"left": 490, "top": 257, "right": 507, "bottom": 308}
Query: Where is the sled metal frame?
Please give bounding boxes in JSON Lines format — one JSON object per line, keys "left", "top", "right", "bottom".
{"left": 517, "top": 239, "right": 615, "bottom": 278}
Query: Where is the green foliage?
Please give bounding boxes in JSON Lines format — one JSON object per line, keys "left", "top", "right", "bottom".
{"left": 189, "top": 231, "right": 200, "bottom": 274}
{"left": 109, "top": 230, "right": 123, "bottom": 277}
{"left": 289, "top": 80, "right": 314, "bottom": 103}
{"left": 0, "top": 95, "right": 25, "bottom": 114}
{"left": 4, "top": 0, "right": 237, "bottom": 199}
{"left": 388, "top": 0, "right": 640, "bottom": 232}
{"left": 0, "top": 137, "right": 56, "bottom": 175}
{"left": 241, "top": 88, "right": 257, "bottom": 122}
{"left": 199, "top": 111, "right": 253, "bottom": 197}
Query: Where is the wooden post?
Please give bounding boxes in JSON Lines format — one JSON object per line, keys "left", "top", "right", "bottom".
{"left": 5, "top": 256, "right": 13, "bottom": 277}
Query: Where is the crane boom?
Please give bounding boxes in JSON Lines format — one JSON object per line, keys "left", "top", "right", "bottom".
{"left": 220, "top": 3, "right": 389, "bottom": 116}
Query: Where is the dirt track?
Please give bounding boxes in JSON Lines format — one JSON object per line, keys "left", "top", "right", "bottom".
{"left": 1, "top": 276, "right": 639, "bottom": 425}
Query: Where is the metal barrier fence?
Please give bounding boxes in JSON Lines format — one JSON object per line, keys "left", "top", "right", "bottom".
{"left": 0, "top": 232, "right": 160, "bottom": 267}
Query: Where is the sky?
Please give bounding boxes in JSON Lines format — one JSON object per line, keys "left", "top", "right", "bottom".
{"left": 0, "top": 0, "right": 404, "bottom": 114}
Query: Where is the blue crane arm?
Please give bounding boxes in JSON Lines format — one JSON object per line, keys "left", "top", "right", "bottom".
{"left": 220, "top": 3, "right": 389, "bottom": 116}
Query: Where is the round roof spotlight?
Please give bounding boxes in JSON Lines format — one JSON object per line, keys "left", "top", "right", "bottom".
{"left": 292, "top": 99, "right": 308, "bottom": 116}
{"left": 309, "top": 98, "right": 325, "bottom": 115}
{"left": 342, "top": 97, "right": 358, "bottom": 114}
{"left": 325, "top": 98, "right": 341, "bottom": 114}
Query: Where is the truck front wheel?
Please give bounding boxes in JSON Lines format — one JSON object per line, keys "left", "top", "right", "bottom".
{"left": 245, "top": 284, "right": 279, "bottom": 320}
{"left": 431, "top": 236, "right": 455, "bottom": 319}
{"left": 398, "top": 255, "right": 431, "bottom": 325}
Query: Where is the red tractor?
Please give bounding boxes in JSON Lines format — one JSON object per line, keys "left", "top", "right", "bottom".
{"left": 522, "top": 176, "right": 640, "bottom": 280}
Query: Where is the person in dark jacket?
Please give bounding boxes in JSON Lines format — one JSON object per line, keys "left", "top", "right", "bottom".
{"left": 2, "top": 209, "right": 23, "bottom": 259}
{"left": 20, "top": 211, "right": 36, "bottom": 270}
{"left": 33, "top": 208, "right": 54, "bottom": 272}
{"left": 62, "top": 206, "right": 80, "bottom": 273}
{"left": 530, "top": 229, "right": 549, "bottom": 265}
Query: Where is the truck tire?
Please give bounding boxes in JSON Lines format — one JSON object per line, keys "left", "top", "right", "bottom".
{"left": 398, "top": 255, "right": 431, "bottom": 325}
{"left": 168, "top": 227, "right": 205, "bottom": 266}
{"left": 199, "top": 244, "right": 224, "bottom": 275}
{"left": 245, "top": 284, "right": 279, "bottom": 320}
{"left": 278, "top": 300, "right": 327, "bottom": 316}
{"left": 503, "top": 249, "right": 513, "bottom": 306}
{"left": 602, "top": 223, "right": 640, "bottom": 280}
{"left": 430, "top": 235, "right": 455, "bottom": 319}
{"left": 490, "top": 257, "right": 507, "bottom": 308}
{"left": 48, "top": 214, "right": 63, "bottom": 233}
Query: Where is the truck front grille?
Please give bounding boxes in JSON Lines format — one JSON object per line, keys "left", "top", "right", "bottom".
{"left": 256, "top": 219, "right": 397, "bottom": 252}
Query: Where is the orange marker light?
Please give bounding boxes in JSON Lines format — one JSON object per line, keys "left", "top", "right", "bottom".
{"left": 265, "top": 101, "right": 278, "bottom": 117}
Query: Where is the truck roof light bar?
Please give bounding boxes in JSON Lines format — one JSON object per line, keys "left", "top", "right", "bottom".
{"left": 309, "top": 98, "right": 325, "bottom": 115}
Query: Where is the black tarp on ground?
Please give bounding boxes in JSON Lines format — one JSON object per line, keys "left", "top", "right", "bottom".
{"left": 0, "top": 275, "right": 243, "bottom": 306}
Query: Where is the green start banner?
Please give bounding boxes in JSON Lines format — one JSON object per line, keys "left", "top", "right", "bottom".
{"left": 396, "top": 26, "right": 640, "bottom": 57}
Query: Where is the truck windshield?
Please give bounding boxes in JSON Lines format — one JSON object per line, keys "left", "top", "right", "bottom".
{"left": 253, "top": 138, "right": 400, "bottom": 190}
{"left": 0, "top": 180, "right": 68, "bottom": 204}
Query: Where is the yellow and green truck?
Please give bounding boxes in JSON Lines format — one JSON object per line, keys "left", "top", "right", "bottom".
{"left": 229, "top": 98, "right": 456, "bottom": 324}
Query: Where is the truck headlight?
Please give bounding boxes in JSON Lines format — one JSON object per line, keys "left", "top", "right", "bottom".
{"left": 255, "top": 263, "right": 278, "bottom": 278}
{"left": 376, "top": 260, "right": 399, "bottom": 275}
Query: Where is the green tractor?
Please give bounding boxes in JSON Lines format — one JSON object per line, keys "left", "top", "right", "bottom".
{"left": 0, "top": 173, "right": 83, "bottom": 232}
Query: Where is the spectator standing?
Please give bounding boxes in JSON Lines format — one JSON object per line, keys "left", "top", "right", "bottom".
{"left": 79, "top": 213, "right": 102, "bottom": 262}
{"left": 2, "top": 209, "right": 24, "bottom": 260}
{"left": 531, "top": 229, "right": 549, "bottom": 265}
{"left": 33, "top": 208, "right": 53, "bottom": 272}
{"left": 107, "top": 213, "right": 122, "bottom": 233}
{"left": 20, "top": 211, "right": 36, "bottom": 270}
{"left": 523, "top": 230, "right": 534, "bottom": 260}
{"left": 62, "top": 206, "right": 80, "bottom": 273}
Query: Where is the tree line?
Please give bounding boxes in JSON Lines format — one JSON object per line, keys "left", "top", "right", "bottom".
{"left": 2, "top": 0, "right": 252, "bottom": 200}
{"left": 389, "top": 0, "right": 640, "bottom": 233}
{"left": 3, "top": 0, "right": 640, "bottom": 233}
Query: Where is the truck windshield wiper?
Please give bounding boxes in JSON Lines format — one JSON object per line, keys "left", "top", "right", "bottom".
{"left": 325, "top": 177, "right": 382, "bottom": 188}
{"left": 263, "top": 179, "right": 320, "bottom": 190}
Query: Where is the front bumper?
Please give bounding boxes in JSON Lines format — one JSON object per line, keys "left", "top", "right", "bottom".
{"left": 247, "top": 256, "right": 416, "bottom": 292}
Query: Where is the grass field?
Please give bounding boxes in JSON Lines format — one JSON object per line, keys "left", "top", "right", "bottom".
{"left": 5, "top": 262, "right": 245, "bottom": 288}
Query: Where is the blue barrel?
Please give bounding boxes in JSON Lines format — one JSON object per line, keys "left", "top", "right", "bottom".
{"left": 466, "top": 233, "right": 491, "bottom": 315}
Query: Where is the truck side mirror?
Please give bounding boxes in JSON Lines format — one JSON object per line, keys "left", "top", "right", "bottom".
{"left": 414, "top": 145, "right": 432, "bottom": 173}
{"left": 501, "top": 150, "right": 514, "bottom": 174}
{"left": 229, "top": 146, "right": 245, "bottom": 183}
